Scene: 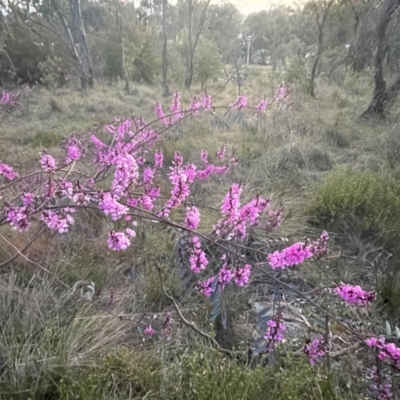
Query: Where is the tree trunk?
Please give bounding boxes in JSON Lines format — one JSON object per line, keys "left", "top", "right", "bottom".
{"left": 68, "top": 0, "right": 94, "bottom": 89}
{"left": 308, "top": 0, "right": 334, "bottom": 97}
{"left": 184, "top": 0, "right": 194, "bottom": 89}
{"left": 114, "top": 0, "right": 129, "bottom": 93}
{"left": 184, "top": 0, "right": 211, "bottom": 90}
{"left": 51, "top": 0, "right": 82, "bottom": 66}
{"left": 362, "top": 0, "right": 400, "bottom": 118}
{"left": 162, "top": 0, "right": 170, "bottom": 97}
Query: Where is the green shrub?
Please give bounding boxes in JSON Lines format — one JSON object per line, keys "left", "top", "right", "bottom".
{"left": 308, "top": 169, "right": 400, "bottom": 252}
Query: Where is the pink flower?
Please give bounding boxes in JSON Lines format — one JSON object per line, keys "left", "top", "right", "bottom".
{"left": 6, "top": 205, "right": 32, "bottom": 232}
{"left": 268, "top": 242, "right": 313, "bottom": 269}
{"left": 90, "top": 134, "right": 106, "bottom": 149}
{"left": 170, "top": 92, "right": 183, "bottom": 122}
{"left": 196, "top": 277, "right": 216, "bottom": 297}
{"left": 144, "top": 325, "right": 156, "bottom": 337}
{"left": 218, "top": 265, "right": 233, "bottom": 290}
{"left": 335, "top": 284, "right": 377, "bottom": 306}
{"left": 189, "top": 236, "right": 208, "bottom": 273}
{"left": 0, "top": 162, "right": 19, "bottom": 180}
{"left": 107, "top": 230, "right": 131, "bottom": 251}
{"left": 234, "top": 264, "right": 251, "bottom": 286}
{"left": 1, "top": 91, "right": 11, "bottom": 104}
{"left": 303, "top": 338, "right": 326, "bottom": 366}
{"left": 154, "top": 150, "right": 164, "bottom": 169}
{"left": 40, "top": 209, "right": 75, "bottom": 233}
{"left": 230, "top": 95, "right": 248, "bottom": 109}
{"left": 65, "top": 137, "right": 84, "bottom": 164}
{"left": 98, "top": 193, "right": 128, "bottom": 221}
{"left": 255, "top": 98, "right": 268, "bottom": 113}
{"left": 155, "top": 101, "right": 169, "bottom": 126}
{"left": 22, "top": 192, "right": 35, "bottom": 206}
{"left": 200, "top": 149, "right": 209, "bottom": 165}
{"left": 216, "top": 145, "right": 226, "bottom": 160}
{"left": 263, "top": 313, "right": 286, "bottom": 353}
{"left": 189, "top": 96, "right": 201, "bottom": 113}
{"left": 185, "top": 206, "right": 200, "bottom": 230}
{"left": 40, "top": 154, "right": 57, "bottom": 172}
{"left": 200, "top": 94, "right": 212, "bottom": 110}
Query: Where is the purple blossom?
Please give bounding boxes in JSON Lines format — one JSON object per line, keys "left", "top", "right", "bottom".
{"left": 6, "top": 205, "right": 32, "bottom": 232}
{"left": 40, "top": 209, "right": 75, "bottom": 233}
{"left": 107, "top": 230, "right": 131, "bottom": 251}
{"left": 268, "top": 242, "right": 313, "bottom": 269}
{"left": 189, "top": 236, "right": 209, "bottom": 274}
{"left": 263, "top": 313, "right": 286, "bottom": 352}
{"left": 335, "top": 284, "right": 377, "bottom": 306}
{"left": 230, "top": 95, "right": 248, "bottom": 109}
{"left": 185, "top": 206, "right": 200, "bottom": 230}
{"left": 216, "top": 145, "right": 226, "bottom": 160}
{"left": 1, "top": 91, "right": 11, "bottom": 104}
{"left": 200, "top": 94, "right": 212, "bottom": 110}
{"left": 303, "top": 338, "right": 326, "bottom": 366}
{"left": 40, "top": 154, "right": 57, "bottom": 172}
{"left": 0, "top": 162, "right": 19, "bottom": 180}
{"left": 154, "top": 150, "right": 164, "bottom": 169}
{"left": 98, "top": 192, "right": 128, "bottom": 221}
{"left": 255, "top": 98, "right": 268, "bottom": 113}
{"left": 218, "top": 265, "right": 234, "bottom": 290}
{"left": 22, "top": 192, "right": 35, "bottom": 206}
{"left": 234, "top": 264, "right": 251, "bottom": 286}
{"left": 144, "top": 325, "right": 156, "bottom": 337}
{"left": 196, "top": 277, "right": 216, "bottom": 297}
{"left": 65, "top": 137, "right": 84, "bottom": 164}
{"left": 189, "top": 96, "right": 201, "bottom": 113}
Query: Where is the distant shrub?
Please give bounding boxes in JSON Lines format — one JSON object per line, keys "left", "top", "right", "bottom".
{"left": 54, "top": 347, "right": 350, "bottom": 400}
{"left": 308, "top": 169, "right": 400, "bottom": 251}
{"left": 30, "top": 130, "right": 63, "bottom": 148}
{"left": 325, "top": 129, "right": 350, "bottom": 148}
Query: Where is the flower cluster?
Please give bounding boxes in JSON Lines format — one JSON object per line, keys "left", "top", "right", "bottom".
{"left": 268, "top": 242, "right": 313, "bottom": 269}
{"left": 213, "top": 183, "right": 281, "bottom": 240}
{"left": 230, "top": 95, "right": 248, "bottom": 109}
{"left": 268, "top": 231, "right": 329, "bottom": 269}
{"left": 189, "top": 236, "right": 209, "bottom": 274}
{"left": 40, "top": 153, "right": 57, "bottom": 172}
{"left": 107, "top": 228, "right": 136, "bottom": 251}
{"left": 366, "top": 337, "right": 400, "bottom": 369}
{"left": 366, "top": 368, "right": 393, "bottom": 400}
{"left": 1, "top": 90, "right": 11, "bottom": 104}
{"left": 303, "top": 338, "right": 326, "bottom": 366}
{"left": 64, "top": 136, "right": 84, "bottom": 164}
{"left": 0, "top": 161, "right": 19, "bottom": 181}
{"left": 40, "top": 208, "right": 75, "bottom": 234}
{"left": 335, "top": 284, "right": 377, "bottom": 306}
{"left": 274, "top": 83, "right": 292, "bottom": 106}
{"left": 6, "top": 204, "right": 32, "bottom": 232}
{"left": 263, "top": 313, "right": 286, "bottom": 352}
{"left": 255, "top": 98, "right": 268, "bottom": 113}
{"left": 185, "top": 206, "right": 200, "bottom": 230}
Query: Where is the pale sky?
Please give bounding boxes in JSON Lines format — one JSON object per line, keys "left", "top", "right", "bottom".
{"left": 226, "top": 0, "right": 294, "bottom": 15}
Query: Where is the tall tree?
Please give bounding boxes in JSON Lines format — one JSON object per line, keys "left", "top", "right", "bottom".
{"left": 362, "top": 0, "right": 400, "bottom": 118}
{"left": 113, "top": 0, "right": 129, "bottom": 92}
{"left": 162, "top": 0, "right": 170, "bottom": 96}
{"left": 68, "top": 0, "right": 94, "bottom": 88}
{"left": 306, "top": 0, "right": 334, "bottom": 97}
{"left": 184, "top": 0, "right": 211, "bottom": 90}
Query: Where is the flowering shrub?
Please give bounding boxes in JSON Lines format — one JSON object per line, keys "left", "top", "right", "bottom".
{"left": 0, "top": 86, "right": 29, "bottom": 114}
{"left": 0, "top": 87, "right": 395, "bottom": 398}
